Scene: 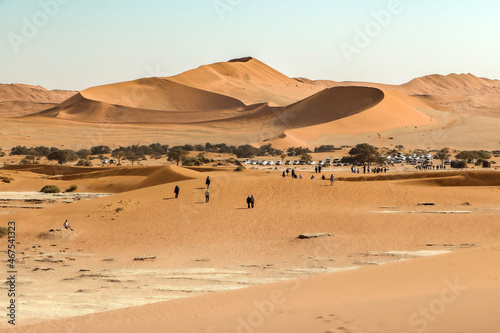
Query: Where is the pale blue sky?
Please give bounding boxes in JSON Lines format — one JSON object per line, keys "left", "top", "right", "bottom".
{"left": 1, "top": 0, "right": 499, "bottom": 90}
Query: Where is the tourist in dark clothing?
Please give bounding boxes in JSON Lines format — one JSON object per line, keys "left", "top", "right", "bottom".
{"left": 250, "top": 195, "right": 255, "bottom": 208}
{"left": 246, "top": 195, "right": 251, "bottom": 208}
{"left": 174, "top": 185, "right": 180, "bottom": 199}
{"left": 205, "top": 176, "right": 211, "bottom": 189}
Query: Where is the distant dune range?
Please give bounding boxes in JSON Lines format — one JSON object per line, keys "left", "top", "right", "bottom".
{"left": 0, "top": 84, "right": 76, "bottom": 117}
{"left": 1, "top": 57, "right": 500, "bottom": 149}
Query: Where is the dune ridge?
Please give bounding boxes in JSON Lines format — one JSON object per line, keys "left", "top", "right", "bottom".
{"left": 0, "top": 83, "right": 76, "bottom": 117}
{"left": 4, "top": 57, "right": 500, "bottom": 149}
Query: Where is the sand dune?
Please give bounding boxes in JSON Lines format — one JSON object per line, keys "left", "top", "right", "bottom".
{"left": 1, "top": 164, "right": 204, "bottom": 193}
{"left": 269, "top": 89, "right": 436, "bottom": 148}
{"left": 340, "top": 170, "right": 500, "bottom": 186}
{"left": 0, "top": 83, "right": 76, "bottom": 117}
{"left": 3, "top": 58, "right": 500, "bottom": 150}
{"left": 168, "top": 57, "right": 324, "bottom": 106}
{"left": 0, "top": 84, "right": 76, "bottom": 104}
{"left": 80, "top": 78, "right": 245, "bottom": 111}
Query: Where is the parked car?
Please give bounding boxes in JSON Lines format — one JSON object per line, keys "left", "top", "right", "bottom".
{"left": 293, "top": 160, "right": 300, "bottom": 165}
{"left": 250, "top": 160, "right": 259, "bottom": 165}
{"left": 308, "top": 161, "right": 316, "bottom": 165}
{"left": 318, "top": 160, "right": 324, "bottom": 166}
{"left": 285, "top": 160, "right": 291, "bottom": 165}
{"left": 276, "top": 160, "right": 282, "bottom": 165}
{"left": 102, "top": 159, "right": 109, "bottom": 164}
{"left": 260, "top": 160, "right": 268, "bottom": 166}
{"left": 268, "top": 161, "right": 275, "bottom": 165}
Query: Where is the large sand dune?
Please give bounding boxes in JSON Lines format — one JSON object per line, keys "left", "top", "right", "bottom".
{"left": 0, "top": 83, "right": 76, "bottom": 117}
{"left": 2, "top": 58, "right": 500, "bottom": 149}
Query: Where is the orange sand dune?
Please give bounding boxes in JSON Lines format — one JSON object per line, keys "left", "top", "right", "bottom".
{"left": 401, "top": 73, "right": 500, "bottom": 118}
{"left": 1, "top": 164, "right": 204, "bottom": 193}
{"left": 168, "top": 57, "right": 324, "bottom": 106}
{"left": 271, "top": 89, "right": 436, "bottom": 148}
{"left": 0, "top": 83, "right": 76, "bottom": 117}
{"left": 0, "top": 101, "right": 61, "bottom": 117}
{"left": 340, "top": 170, "right": 500, "bottom": 186}
{"left": 80, "top": 78, "right": 245, "bottom": 111}
{"left": 0, "top": 84, "right": 76, "bottom": 104}
{"left": 4, "top": 58, "right": 500, "bottom": 149}
{"left": 28, "top": 85, "right": 384, "bottom": 131}
{"left": 30, "top": 93, "right": 248, "bottom": 123}
{"left": 402, "top": 73, "right": 500, "bottom": 96}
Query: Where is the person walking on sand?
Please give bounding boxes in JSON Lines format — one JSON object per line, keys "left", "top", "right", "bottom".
{"left": 205, "top": 189, "right": 210, "bottom": 203}
{"left": 205, "top": 176, "right": 211, "bottom": 189}
{"left": 64, "top": 220, "right": 73, "bottom": 231}
{"left": 330, "top": 174, "right": 335, "bottom": 186}
{"left": 315, "top": 165, "right": 318, "bottom": 173}
{"left": 250, "top": 195, "right": 255, "bottom": 208}
{"left": 246, "top": 195, "right": 251, "bottom": 208}
{"left": 174, "top": 185, "right": 180, "bottom": 199}
{"left": 282, "top": 170, "right": 286, "bottom": 178}
{"left": 286, "top": 168, "right": 290, "bottom": 176}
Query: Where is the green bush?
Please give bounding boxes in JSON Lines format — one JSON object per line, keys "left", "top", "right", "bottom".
{"left": 40, "top": 185, "right": 60, "bottom": 193}
{"left": 235, "top": 165, "right": 245, "bottom": 172}
{"left": 1, "top": 177, "right": 12, "bottom": 183}
{"left": 65, "top": 185, "right": 78, "bottom": 192}
{"left": 0, "top": 226, "right": 8, "bottom": 238}
{"left": 20, "top": 158, "right": 31, "bottom": 165}
{"left": 76, "top": 159, "right": 92, "bottom": 166}
{"left": 181, "top": 157, "right": 201, "bottom": 166}
{"left": 451, "top": 160, "right": 466, "bottom": 169}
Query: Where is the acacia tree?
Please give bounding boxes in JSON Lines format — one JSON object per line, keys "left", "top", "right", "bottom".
{"left": 167, "top": 148, "right": 188, "bottom": 166}
{"left": 111, "top": 150, "right": 126, "bottom": 165}
{"left": 434, "top": 148, "right": 450, "bottom": 166}
{"left": 76, "top": 149, "right": 91, "bottom": 159}
{"left": 300, "top": 153, "right": 313, "bottom": 164}
{"left": 125, "top": 153, "right": 140, "bottom": 165}
{"left": 26, "top": 149, "right": 38, "bottom": 164}
{"left": 348, "top": 143, "right": 383, "bottom": 166}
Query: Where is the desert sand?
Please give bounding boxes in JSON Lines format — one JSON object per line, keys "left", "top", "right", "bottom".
{"left": 1, "top": 160, "right": 500, "bottom": 332}
{"left": 1, "top": 57, "right": 500, "bottom": 332}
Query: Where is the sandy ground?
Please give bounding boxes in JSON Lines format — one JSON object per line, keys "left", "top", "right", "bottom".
{"left": 0, "top": 162, "right": 499, "bottom": 332}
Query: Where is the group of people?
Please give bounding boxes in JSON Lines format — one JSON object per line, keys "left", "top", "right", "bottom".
{"left": 174, "top": 176, "right": 211, "bottom": 202}
{"left": 416, "top": 164, "right": 445, "bottom": 170}
{"left": 282, "top": 168, "right": 300, "bottom": 179}
{"left": 358, "top": 165, "right": 388, "bottom": 174}
{"left": 283, "top": 169, "right": 335, "bottom": 186}
{"left": 173, "top": 176, "right": 254, "bottom": 207}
